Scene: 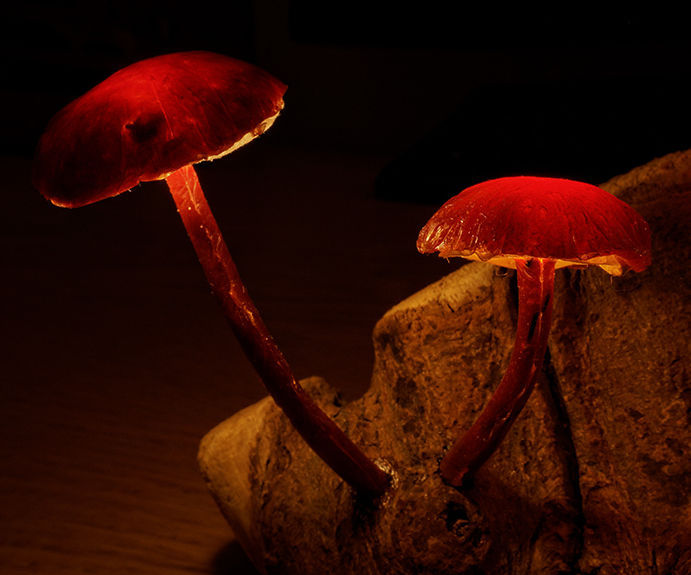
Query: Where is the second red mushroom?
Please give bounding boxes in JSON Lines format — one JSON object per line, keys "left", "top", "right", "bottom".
{"left": 418, "top": 176, "right": 651, "bottom": 487}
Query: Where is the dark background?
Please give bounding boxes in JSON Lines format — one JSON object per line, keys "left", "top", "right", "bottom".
{"left": 1, "top": 2, "right": 688, "bottom": 574}
{"left": 4, "top": 2, "right": 690, "bottom": 198}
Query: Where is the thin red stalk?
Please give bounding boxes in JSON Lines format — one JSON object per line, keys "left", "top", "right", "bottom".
{"left": 440, "top": 257, "right": 556, "bottom": 487}
{"left": 164, "top": 165, "right": 389, "bottom": 495}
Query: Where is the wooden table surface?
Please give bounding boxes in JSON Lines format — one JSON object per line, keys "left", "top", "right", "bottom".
{"left": 1, "top": 145, "right": 445, "bottom": 574}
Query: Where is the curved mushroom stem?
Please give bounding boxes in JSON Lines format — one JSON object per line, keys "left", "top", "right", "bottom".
{"left": 440, "top": 257, "right": 556, "bottom": 487}
{"left": 165, "top": 164, "right": 390, "bottom": 496}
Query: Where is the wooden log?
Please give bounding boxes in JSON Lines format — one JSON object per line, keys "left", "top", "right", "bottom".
{"left": 199, "top": 150, "right": 690, "bottom": 574}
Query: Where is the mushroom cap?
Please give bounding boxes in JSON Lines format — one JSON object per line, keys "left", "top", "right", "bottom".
{"left": 33, "top": 51, "right": 286, "bottom": 208}
{"left": 417, "top": 176, "right": 651, "bottom": 275}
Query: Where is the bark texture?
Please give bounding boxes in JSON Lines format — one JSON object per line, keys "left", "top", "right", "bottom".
{"left": 548, "top": 152, "right": 691, "bottom": 575}
{"left": 199, "top": 150, "right": 690, "bottom": 574}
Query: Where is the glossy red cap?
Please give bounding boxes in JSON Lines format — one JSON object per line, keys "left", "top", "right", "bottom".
{"left": 417, "top": 176, "right": 651, "bottom": 275}
{"left": 33, "top": 51, "right": 286, "bottom": 208}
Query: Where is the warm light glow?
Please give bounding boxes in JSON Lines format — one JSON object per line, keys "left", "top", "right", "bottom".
{"left": 204, "top": 108, "right": 283, "bottom": 163}
{"left": 441, "top": 252, "right": 626, "bottom": 275}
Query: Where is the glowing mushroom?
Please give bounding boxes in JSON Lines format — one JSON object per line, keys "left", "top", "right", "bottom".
{"left": 33, "top": 51, "right": 389, "bottom": 495}
{"left": 417, "top": 176, "right": 651, "bottom": 487}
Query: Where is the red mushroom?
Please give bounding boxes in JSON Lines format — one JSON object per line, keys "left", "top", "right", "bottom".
{"left": 417, "top": 176, "right": 651, "bottom": 487}
{"left": 33, "top": 51, "right": 389, "bottom": 495}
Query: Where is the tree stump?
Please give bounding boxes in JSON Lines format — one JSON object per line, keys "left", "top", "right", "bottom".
{"left": 199, "top": 150, "right": 690, "bottom": 574}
